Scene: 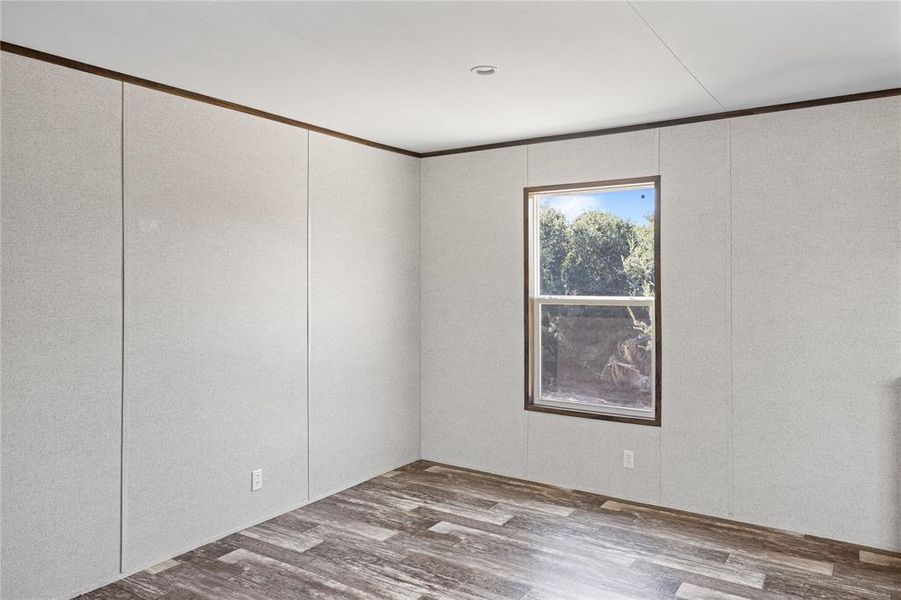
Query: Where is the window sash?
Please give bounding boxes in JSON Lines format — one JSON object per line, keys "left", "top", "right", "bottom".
{"left": 530, "top": 297, "right": 656, "bottom": 420}
{"left": 535, "top": 295, "right": 653, "bottom": 306}
{"left": 527, "top": 181, "right": 658, "bottom": 422}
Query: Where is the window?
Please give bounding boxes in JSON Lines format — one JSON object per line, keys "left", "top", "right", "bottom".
{"left": 524, "top": 177, "right": 660, "bottom": 425}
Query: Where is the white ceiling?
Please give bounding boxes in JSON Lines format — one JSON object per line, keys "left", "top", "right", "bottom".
{"left": 1, "top": 1, "right": 899, "bottom": 153}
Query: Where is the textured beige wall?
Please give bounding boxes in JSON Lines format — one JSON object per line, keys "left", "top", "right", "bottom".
{"left": 526, "top": 130, "right": 663, "bottom": 505}
{"left": 730, "top": 98, "right": 901, "bottom": 549}
{"left": 1, "top": 53, "right": 123, "bottom": 599}
{"left": 1, "top": 50, "right": 423, "bottom": 599}
{"left": 121, "top": 84, "right": 309, "bottom": 572}
{"left": 308, "top": 132, "right": 421, "bottom": 499}
{"left": 658, "top": 120, "right": 732, "bottom": 518}
{"left": 1, "top": 52, "right": 425, "bottom": 598}
{"left": 420, "top": 147, "right": 529, "bottom": 477}
{"left": 421, "top": 97, "right": 901, "bottom": 551}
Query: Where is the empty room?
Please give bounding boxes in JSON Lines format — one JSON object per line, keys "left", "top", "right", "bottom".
{"left": 1, "top": 1, "right": 899, "bottom": 599}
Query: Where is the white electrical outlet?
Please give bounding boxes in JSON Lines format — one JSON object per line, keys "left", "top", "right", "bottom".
{"left": 622, "top": 450, "right": 635, "bottom": 469}
{"left": 251, "top": 469, "right": 263, "bottom": 491}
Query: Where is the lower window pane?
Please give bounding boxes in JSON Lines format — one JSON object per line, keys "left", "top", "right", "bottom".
{"left": 540, "top": 304, "right": 653, "bottom": 411}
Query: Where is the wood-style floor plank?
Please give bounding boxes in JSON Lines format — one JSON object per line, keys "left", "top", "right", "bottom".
{"left": 81, "top": 460, "right": 901, "bottom": 600}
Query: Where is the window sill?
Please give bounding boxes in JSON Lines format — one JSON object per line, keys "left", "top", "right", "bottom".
{"left": 525, "top": 402, "right": 661, "bottom": 427}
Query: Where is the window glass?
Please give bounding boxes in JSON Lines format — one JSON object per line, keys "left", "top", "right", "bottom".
{"left": 538, "top": 188, "right": 655, "bottom": 296}
{"left": 540, "top": 304, "right": 653, "bottom": 411}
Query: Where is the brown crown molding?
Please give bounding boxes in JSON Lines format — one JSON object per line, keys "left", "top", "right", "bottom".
{"left": 3, "top": 40, "right": 900, "bottom": 160}
{"left": 421, "top": 87, "right": 901, "bottom": 157}
{"left": 0, "top": 41, "right": 420, "bottom": 158}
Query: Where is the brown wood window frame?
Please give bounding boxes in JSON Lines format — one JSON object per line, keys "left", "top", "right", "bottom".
{"left": 524, "top": 176, "right": 661, "bottom": 426}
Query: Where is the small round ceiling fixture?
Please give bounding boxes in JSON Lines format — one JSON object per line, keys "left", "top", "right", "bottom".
{"left": 470, "top": 65, "right": 498, "bottom": 76}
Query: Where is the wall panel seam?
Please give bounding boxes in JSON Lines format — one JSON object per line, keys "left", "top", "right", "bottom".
{"left": 524, "top": 144, "right": 531, "bottom": 479}
{"left": 306, "top": 132, "right": 312, "bottom": 501}
{"left": 727, "top": 119, "right": 735, "bottom": 518}
{"left": 418, "top": 156, "right": 424, "bottom": 460}
{"left": 119, "top": 80, "right": 126, "bottom": 574}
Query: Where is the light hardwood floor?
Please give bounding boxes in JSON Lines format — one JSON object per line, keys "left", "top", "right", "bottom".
{"left": 82, "top": 461, "right": 901, "bottom": 599}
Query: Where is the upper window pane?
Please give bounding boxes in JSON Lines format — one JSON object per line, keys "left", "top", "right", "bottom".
{"left": 538, "top": 185, "right": 655, "bottom": 297}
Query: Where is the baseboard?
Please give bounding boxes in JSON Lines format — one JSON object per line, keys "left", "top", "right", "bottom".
{"left": 307, "top": 455, "right": 420, "bottom": 504}
{"left": 418, "top": 453, "right": 528, "bottom": 481}
{"left": 419, "top": 456, "right": 901, "bottom": 558}
{"left": 68, "top": 456, "right": 418, "bottom": 599}
{"left": 64, "top": 454, "right": 900, "bottom": 598}
{"left": 61, "top": 495, "right": 313, "bottom": 599}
